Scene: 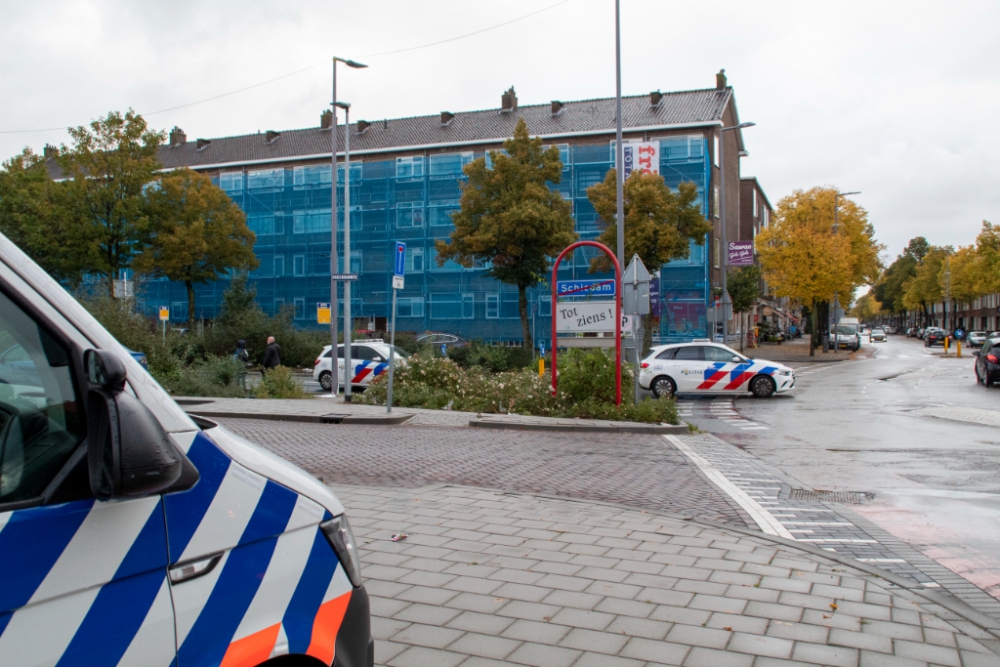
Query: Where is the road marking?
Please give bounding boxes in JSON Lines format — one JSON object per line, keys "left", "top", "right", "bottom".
{"left": 665, "top": 435, "right": 794, "bottom": 539}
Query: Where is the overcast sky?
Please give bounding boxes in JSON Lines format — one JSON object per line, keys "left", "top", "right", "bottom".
{"left": 2, "top": 0, "right": 998, "bottom": 259}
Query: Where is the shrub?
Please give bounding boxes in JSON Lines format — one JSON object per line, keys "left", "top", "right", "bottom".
{"left": 253, "top": 366, "right": 306, "bottom": 399}
{"left": 158, "top": 356, "right": 248, "bottom": 398}
{"left": 556, "top": 348, "right": 634, "bottom": 405}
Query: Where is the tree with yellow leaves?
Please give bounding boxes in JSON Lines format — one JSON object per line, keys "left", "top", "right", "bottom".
{"left": 756, "top": 187, "right": 881, "bottom": 355}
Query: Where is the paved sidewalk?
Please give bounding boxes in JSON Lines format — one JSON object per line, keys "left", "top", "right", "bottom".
{"left": 178, "top": 396, "right": 683, "bottom": 433}
{"left": 337, "top": 483, "right": 1000, "bottom": 667}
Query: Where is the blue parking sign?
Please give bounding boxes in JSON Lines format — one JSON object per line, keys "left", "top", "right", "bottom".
{"left": 394, "top": 241, "right": 406, "bottom": 276}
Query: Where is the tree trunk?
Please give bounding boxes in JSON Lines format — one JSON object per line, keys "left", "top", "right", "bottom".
{"left": 738, "top": 311, "right": 744, "bottom": 353}
{"left": 642, "top": 313, "right": 653, "bottom": 357}
{"left": 809, "top": 301, "right": 817, "bottom": 357}
{"left": 518, "top": 284, "right": 533, "bottom": 351}
{"left": 186, "top": 280, "right": 196, "bottom": 327}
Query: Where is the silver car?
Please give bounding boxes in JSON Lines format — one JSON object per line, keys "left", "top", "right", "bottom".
{"left": 967, "top": 331, "right": 987, "bottom": 347}
{"left": 870, "top": 328, "right": 887, "bottom": 342}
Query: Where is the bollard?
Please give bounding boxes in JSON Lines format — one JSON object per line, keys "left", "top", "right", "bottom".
{"left": 957, "top": 340, "right": 962, "bottom": 358}
{"left": 944, "top": 337, "right": 949, "bottom": 354}
{"left": 539, "top": 359, "right": 545, "bottom": 378}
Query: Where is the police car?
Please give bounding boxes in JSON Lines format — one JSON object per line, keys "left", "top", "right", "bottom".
{"left": 0, "top": 231, "right": 373, "bottom": 666}
{"left": 640, "top": 341, "right": 795, "bottom": 398}
{"left": 313, "top": 341, "right": 409, "bottom": 392}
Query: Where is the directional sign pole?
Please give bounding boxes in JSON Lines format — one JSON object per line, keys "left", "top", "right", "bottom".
{"left": 387, "top": 242, "right": 405, "bottom": 413}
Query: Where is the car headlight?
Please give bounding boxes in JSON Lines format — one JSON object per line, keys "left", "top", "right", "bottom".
{"left": 776, "top": 369, "right": 793, "bottom": 376}
{"left": 320, "top": 515, "right": 363, "bottom": 587}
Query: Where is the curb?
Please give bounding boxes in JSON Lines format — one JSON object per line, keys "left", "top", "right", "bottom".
{"left": 468, "top": 419, "right": 688, "bottom": 434}
{"left": 186, "top": 410, "right": 413, "bottom": 426}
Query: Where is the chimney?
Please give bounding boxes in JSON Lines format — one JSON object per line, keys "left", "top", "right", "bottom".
{"left": 440, "top": 111, "right": 455, "bottom": 126}
{"left": 196, "top": 138, "right": 211, "bottom": 150}
{"left": 43, "top": 144, "right": 59, "bottom": 159}
{"left": 320, "top": 109, "right": 333, "bottom": 129}
{"left": 265, "top": 130, "right": 280, "bottom": 143}
{"left": 551, "top": 100, "right": 564, "bottom": 116}
{"left": 716, "top": 69, "right": 727, "bottom": 90}
{"left": 169, "top": 126, "right": 186, "bottom": 147}
{"left": 357, "top": 120, "right": 371, "bottom": 133}
{"left": 650, "top": 91, "right": 663, "bottom": 107}
{"left": 500, "top": 86, "right": 518, "bottom": 113}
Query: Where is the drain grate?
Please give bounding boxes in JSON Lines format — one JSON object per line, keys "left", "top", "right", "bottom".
{"left": 789, "top": 489, "right": 875, "bottom": 504}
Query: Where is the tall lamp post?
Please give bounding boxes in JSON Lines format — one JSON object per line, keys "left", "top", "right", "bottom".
{"left": 718, "top": 121, "right": 755, "bottom": 344}
{"left": 613, "top": 0, "right": 625, "bottom": 270}
{"left": 831, "top": 191, "right": 860, "bottom": 353}
{"left": 329, "top": 56, "right": 366, "bottom": 399}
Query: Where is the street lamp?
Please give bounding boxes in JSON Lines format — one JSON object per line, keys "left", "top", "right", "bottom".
{"left": 718, "top": 121, "right": 755, "bottom": 344}
{"left": 831, "top": 191, "right": 860, "bottom": 354}
{"left": 330, "top": 56, "right": 366, "bottom": 400}
{"left": 613, "top": 0, "right": 625, "bottom": 271}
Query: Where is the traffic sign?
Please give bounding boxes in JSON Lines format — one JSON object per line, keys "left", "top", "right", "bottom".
{"left": 954, "top": 328, "right": 965, "bottom": 340}
{"left": 317, "top": 302, "right": 331, "bottom": 324}
{"left": 394, "top": 241, "right": 406, "bottom": 277}
{"left": 556, "top": 279, "right": 616, "bottom": 298}
{"left": 330, "top": 273, "right": 358, "bottom": 281}
{"left": 159, "top": 306, "right": 169, "bottom": 322}
{"left": 392, "top": 275, "right": 404, "bottom": 289}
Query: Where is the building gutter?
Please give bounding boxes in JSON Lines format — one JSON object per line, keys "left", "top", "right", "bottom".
{"left": 177, "top": 120, "right": 724, "bottom": 172}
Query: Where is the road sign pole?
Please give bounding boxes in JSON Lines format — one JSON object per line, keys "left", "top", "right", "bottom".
{"left": 387, "top": 286, "right": 397, "bottom": 413}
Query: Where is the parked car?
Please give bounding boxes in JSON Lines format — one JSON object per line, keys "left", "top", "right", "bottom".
{"left": 974, "top": 337, "right": 1000, "bottom": 387}
{"left": 907, "top": 327, "right": 918, "bottom": 337}
{"left": 0, "top": 229, "right": 374, "bottom": 666}
{"left": 924, "top": 328, "right": 948, "bottom": 347}
{"left": 128, "top": 348, "right": 149, "bottom": 370}
{"left": 828, "top": 324, "right": 860, "bottom": 351}
{"left": 967, "top": 331, "right": 988, "bottom": 348}
{"left": 314, "top": 340, "right": 410, "bottom": 391}
{"left": 917, "top": 328, "right": 926, "bottom": 339}
{"left": 416, "top": 332, "right": 471, "bottom": 350}
{"left": 639, "top": 342, "right": 795, "bottom": 399}
{"left": 870, "top": 328, "right": 887, "bottom": 342}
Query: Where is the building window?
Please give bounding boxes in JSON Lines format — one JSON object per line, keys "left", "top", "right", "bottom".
{"left": 337, "top": 163, "right": 363, "bottom": 184}
{"left": 396, "top": 202, "right": 424, "bottom": 228}
{"left": 396, "top": 156, "right": 424, "bottom": 179}
{"left": 397, "top": 297, "right": 424, "bottom": 318}
{"left": 220, "top": 171, "right": 243, "bottom": 193}
{"left": 294, "top": 297, "right": 305, "bottom": 320}
{"left": 430, "top": 294, "right": 474, "bottom": 319}
{"left": 247, "top": 215, "right": 276, "bottom": 236}
{"left": 274, "top": 256, "right": 284, "bottom": 276}
{"left": 429, "top": 152, "right": 473, "bottom": 177}
{"left": 293, "top": 255, "right": 305, "bottom": 276}
{"left": 350, "top": 250, "right": 361, "bottom": 274}
{"left": 171, "top": 302, "right": 186, "bottom": 320}
{"left": 405, "top": 247, "right": 424, "bottom": 273}
{"left": 713, "top": 134, "right": 719, "bottom": 167}
{"left": 763, "top": 207, "right": 769, "bottom": 228}
{"left": 293, "top": 165, "right": 332, "bottom": 187}
{"left": 428, "top": 247, "right": 463, "bottom": 272}
{"left": 753, "top": 189, "right": 758, "bottom": 217}
{"left": 274, "top": 298, "right": 285, "bottom": 315}
{"left": 486, "top": 294, "right": 499, "bottom": 319}
{"left": 713, "top": 186, "right": 720, "bottom": 219}
{"left": 293, "top": 209, "right": 332, "bottom": 234}
{"left": 429, "top": 200, "right": 459, "bottom": 227}
{"left": 714, "top": 237, "right": 720, "bottom": 269}
{"left": 247, "top": 168, "right": 285, "bottom": 190}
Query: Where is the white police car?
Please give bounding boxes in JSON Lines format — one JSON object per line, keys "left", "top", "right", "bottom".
{"left": 0, "top": 231, "right": 373, "bottom": 666}
{"left": 313, "top": 341, "right": 409, "bottom": 392}
{"left": 640, "top": 341, "right": 795, "bottom": 398}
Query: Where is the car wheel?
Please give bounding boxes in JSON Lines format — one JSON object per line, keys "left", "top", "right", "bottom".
{"left": 976, "top": 366, "right": 984, "bottom": 385}
{"left": 750, "top": 375, "right": 776, "bottom": 398}
{"left": 987, "top": 373, "right": 995, "bottom": 388}
{"left": 651, "top": 376, "right": 676, "bottom": 398}
{"left": 319, "top": 371, "right": 332, "bottom": 391}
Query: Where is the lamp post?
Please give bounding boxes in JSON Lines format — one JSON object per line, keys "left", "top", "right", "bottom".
{"left": 718, "top": 121, "right": 755, "bottom": 344}
{"left": 614, "top": 0, "right": 625, "bottom": 270}
{"left": 832, "top": 191, "right": 860, "bottom": 353}
{"left": 330, "top": 56, "right": 366, "bottom": 400}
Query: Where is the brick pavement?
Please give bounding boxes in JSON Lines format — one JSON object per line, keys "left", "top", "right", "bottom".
{"left": 337, "top": 484, "right": 1000, "bottom": 667}
{"left": 217, "top": 418, "right": 751, "bottom": 526}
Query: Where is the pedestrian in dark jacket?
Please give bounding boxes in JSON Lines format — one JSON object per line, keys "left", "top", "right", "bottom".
{"left": 263, "top": 336, "right": 281, "bottom": 370}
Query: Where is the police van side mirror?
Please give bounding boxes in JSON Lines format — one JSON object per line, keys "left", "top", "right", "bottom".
{"left": 84, "top": 350, "right": 183, "bottom": 499}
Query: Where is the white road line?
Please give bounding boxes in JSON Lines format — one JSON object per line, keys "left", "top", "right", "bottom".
{"left": 665, "top": 436, "right": 794, "bottom": 540}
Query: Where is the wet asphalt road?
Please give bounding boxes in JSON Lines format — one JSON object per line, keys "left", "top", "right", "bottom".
{"left": 690, "top": 335, "right": 1000, "bottom": 601}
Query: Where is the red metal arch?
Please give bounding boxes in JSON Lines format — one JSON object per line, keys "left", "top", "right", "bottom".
{"left": 550, "top": 241, "right": 623, "bottom": 405}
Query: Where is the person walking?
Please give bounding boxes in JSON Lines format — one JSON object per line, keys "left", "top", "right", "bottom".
{"left": 263, "top": 336, "right": 281, "bottom": 371}
{"left": 234, "top": 339, "right": 250, "bottom": 391}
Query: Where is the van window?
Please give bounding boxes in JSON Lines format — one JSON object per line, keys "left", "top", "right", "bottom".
{"left": 0, "top": 290, "right": 85, "bottom": 504}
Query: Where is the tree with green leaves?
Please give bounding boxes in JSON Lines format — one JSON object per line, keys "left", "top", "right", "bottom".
{"left": 726, "top": 265, "right": 761, "bottom": 351}
{"left": 436, "top": 118, "right": 576, "bottom": 349}
{"left": 133, "top": 169, "right": 259, "bottom": 325}
{"left": 586, "top": 170, "right": 711, "bottom": 353}
{"left": 902, "top": 246, "right": 951, "bottom": 325}
{"left": 57, "top": 109, "right": 164, "bottom": 295}
{"left": 0, "top": 149, "right": 90, "bottom": 284}
{"left": 974, "top": 221, "right": 1000, "bottom": 294}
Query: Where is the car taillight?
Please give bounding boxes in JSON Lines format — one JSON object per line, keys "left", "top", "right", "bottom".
{"left": 314, "top": 358, "right": 321, "bottom": 366}
{"left": 988, "top": 354, "right": 998, "bottom": 364}
{"left": 641, "top": 362, "right": 649, "bottom": 369}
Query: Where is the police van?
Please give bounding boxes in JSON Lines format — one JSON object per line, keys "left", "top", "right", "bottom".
{"left": 0, "top": 232, "right": 373, "bottom": 666}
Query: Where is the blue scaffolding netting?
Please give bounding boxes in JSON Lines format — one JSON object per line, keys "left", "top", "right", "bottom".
{"left": 141, "top": 135, "right": 711, "bottom": 345}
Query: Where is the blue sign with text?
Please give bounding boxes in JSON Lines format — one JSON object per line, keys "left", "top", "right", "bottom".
{"left": 556, "top": 279, "right": 616, "bottom": 297}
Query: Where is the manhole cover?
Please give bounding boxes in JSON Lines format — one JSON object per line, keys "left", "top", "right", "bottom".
{"left": 789, "top": 489, "right": 875, "bottom": 504}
